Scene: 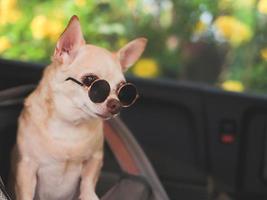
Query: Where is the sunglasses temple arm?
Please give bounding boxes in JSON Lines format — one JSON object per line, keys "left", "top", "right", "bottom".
{"left": 65, "top": 77, "right": 84, "bottom": 87}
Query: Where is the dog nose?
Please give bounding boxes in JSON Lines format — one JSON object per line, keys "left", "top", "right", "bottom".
{"left": 107, "top": 99, "right": 121, "bottom": 115}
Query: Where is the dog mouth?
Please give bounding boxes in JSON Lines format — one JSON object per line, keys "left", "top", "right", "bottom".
{"left": 80, "top": 103, "right": 118, "bottom": 120}
{"left": 95, "top": 113, "right": 111, "bottom": 120}
{"left": 94, "top": 112, "right": 117, "bottom": 120}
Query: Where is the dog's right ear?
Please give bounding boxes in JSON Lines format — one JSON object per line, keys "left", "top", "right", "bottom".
{"left": 53, "top": 15, "right": 85, "bottom": 64}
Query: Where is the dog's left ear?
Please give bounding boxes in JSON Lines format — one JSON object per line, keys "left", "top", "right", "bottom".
{"left": 117, "top": 38, "right": 147, "bottom": 72}
{"left": 53, "top": 15, "right": 85, "bottom": 63}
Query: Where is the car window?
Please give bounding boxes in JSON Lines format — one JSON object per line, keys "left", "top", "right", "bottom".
{"left": 0, "top": 0, "right": 266, "bottom": 95}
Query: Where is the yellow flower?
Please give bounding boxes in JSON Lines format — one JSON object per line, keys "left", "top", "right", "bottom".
{"left": 214, "top": 16, "right": 252, "bottom": 46}
{"left": 132, "top": 58, "right": 159, "bottom": 78}
{"left": 31, "top": 15, "right": 48, "bottom": 40}
{"left": 238, "top": 0, "right": 256, "bottom": 8}
{"left": 74, "top": 0, "right": 86, "bottom": 7}
{"left": 194, "top": 21, "right": 208, "bottom": 35}
{"left": 127, "top": 0, "right": 137, "bottom": 11}
{"left": 0, "top": 0, "right": 21, "bottom": 25}
{"left": 0, "top": 36, "right": 11, "bottom": 53}
{"left": 219, "top": 0, "right": 256, "bottom": 9}
{"left": 31, "top": 15, "right": 63, "bottom": 41}
{"left": 258, "top": 0, "right": 267, "bottom": 14}
{"left": 47, "top": 20, "right": 64, "bottom": 41}
{"left": 221, "top": 80, "right": 244, "bottom": 92}
{"left": 260, "top": 48, "right": 267, "bottom": 61}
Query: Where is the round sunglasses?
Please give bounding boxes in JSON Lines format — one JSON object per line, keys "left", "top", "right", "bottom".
{"left": 65, "top": 75, "right": 139, "bottom": 107}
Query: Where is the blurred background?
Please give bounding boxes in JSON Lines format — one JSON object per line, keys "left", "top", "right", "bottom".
{"left": 1, "top": 0, "right": 267, "bottom": 95}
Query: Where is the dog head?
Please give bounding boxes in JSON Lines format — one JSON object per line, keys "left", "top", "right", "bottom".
{"left": 49, "top": 16, "right": 147, "bottom": 121}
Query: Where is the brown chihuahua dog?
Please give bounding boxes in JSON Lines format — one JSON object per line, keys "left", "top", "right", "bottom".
{"left": 11, "top": 15, "right": 147, "bottom": 200}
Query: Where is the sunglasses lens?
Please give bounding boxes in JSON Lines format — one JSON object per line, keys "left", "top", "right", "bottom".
{"left": 89, "top": 80, "right": 110, "bottom": 103}
{"left": 118, "top": 84, "right": 138, "bottom": 106}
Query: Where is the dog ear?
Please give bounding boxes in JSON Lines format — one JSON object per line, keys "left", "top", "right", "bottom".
{"left": 117, "top": 38, "right": 147, "bottom": 72}
{"left": 53, "top": 15, "right": 85, "bottom": 63}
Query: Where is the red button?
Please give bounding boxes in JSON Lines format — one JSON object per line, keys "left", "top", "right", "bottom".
{"left": 221, "top": 134, "right": 235, "bottom": 144}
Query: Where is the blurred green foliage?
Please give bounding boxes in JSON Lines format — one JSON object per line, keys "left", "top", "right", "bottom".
{"left": 1, "top": 0, "right": 267, "bottom": 94}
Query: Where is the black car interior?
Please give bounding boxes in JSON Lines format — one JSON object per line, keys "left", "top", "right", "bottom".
{"left": 1, "top": 59, "right": 267, "bottom": 199}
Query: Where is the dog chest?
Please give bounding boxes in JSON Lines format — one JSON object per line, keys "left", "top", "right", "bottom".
{"left": 35, "top": 160, "right": 82, "bottom": 200}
